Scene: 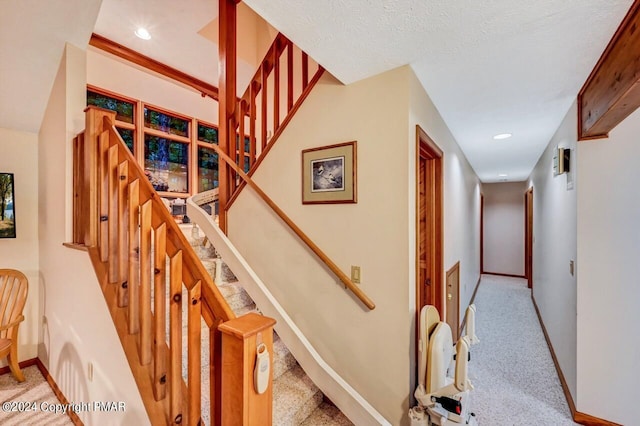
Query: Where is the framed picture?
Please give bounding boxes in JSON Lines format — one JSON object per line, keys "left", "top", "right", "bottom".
{"left": 0, "top": 173, "right": 16, "bottom": 238}
{"left": 302, "top": 141, "right": 357, "bottom": 204}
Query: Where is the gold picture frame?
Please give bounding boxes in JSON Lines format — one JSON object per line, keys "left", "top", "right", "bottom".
{"left": 302, "top": 141, "right": 357, "bottom": 204}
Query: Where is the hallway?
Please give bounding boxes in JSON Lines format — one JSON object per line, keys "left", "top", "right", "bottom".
{"left": 472, "top": 274, "right": 577, "bottom": 425}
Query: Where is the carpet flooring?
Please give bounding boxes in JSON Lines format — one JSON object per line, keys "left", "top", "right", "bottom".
{"left": 471, "top": 274, "right": 577, "bottom": 425}
{"left": 0, "top": 365, "right": 73, "bottom": 426}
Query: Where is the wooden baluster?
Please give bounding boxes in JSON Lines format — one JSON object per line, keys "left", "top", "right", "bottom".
{"left": 108, "top": 145, "right": 119, "bottom": 283}
{"left": 128, "top": 179, "right": 140, "bottom": 334}
{"left": 209, "top": 319, "right": 223, "bottom": 426}
{"left": 261, "top": 63, "right": 268, "bottom": 152}
{"left": 273, "top": 47, "right": 280, "bottom": 133}
{"left": 153, "top": 222, "right": 167, "bottom": 401}
{"left": 170, "top": 251, "right": 183, "bottom": 425}
{"left": 73, "top": 134, "right": 85, "bottom": 244}
{"left": 238, "top": 101, "right": 246, "bottom": 174}
{"left": 219, "top": 313, "right": 276, "bottom": 426}
{"left": 99, "top": 131, "right": 110, "bottom": 263}
{"left": 188, "top": 281, "right": 202, "bottom": 425}
{"left": 229, "top": 116, "right": 237, "bottom": 195}
{"left": 287, "top": 41, "right": 294, "bottom": 112}
{"left": 139, "top": 200, "right": 152, "bottom": 365}
{"left": 117, "top": 161, "right": 129, "bottom": 308}
{"left": 302, "top": 51, "right": 309, "bottom": 90}
{"left": 250, "top": 82, "right": 257, "bottom": 165}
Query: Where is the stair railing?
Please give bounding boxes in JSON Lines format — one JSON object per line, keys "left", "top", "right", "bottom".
{"left": 73, "top": 106, "right": 276, "bottom": 425}
{"left": 224, "top": 33, "right": 325, "bottom": 209}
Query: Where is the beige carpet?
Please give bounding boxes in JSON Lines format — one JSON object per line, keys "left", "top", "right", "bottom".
{"left": 0, "top": 365, "right": 73, "bottom": 426}
{"left": 471, "top": 274, "right": 577, "bottom": 425}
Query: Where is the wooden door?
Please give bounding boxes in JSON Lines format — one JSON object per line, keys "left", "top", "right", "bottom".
{"left": 416, "top": 126, "right": 443, "bottom": 319}
{"left": 525, "top": 188, "right": 533, "bottom": 288}
{"left": 446, "top": 262, "right": 460, "bottom": 339}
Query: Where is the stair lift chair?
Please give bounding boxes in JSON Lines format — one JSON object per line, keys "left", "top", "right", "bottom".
{"left": 414, "top": 305, "right": 478, "bottom": 425}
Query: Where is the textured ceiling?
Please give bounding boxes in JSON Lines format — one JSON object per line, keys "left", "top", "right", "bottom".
{"left": 2, "top": 0, "right": 634, "bottom": 182}
{"left": 244, "top": 0, "right": 634, "bottom": 182}
{"left": 0, "top": 0, "right": 102, "bottom": 133}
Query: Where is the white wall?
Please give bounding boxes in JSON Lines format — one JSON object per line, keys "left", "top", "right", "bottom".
{"left": 227, "top": 66, "right": 481, "bottom": 424}
{"left": 38, "top": 44, "right": 148, "bottom": 425}
{"left": 0, "top": 128, "right": 40, "bottom": 366}
{"left": 576, "top": 105, "right": 640, "bottom": 425}
{"left": 482, "top": 182, "right": 527, "bottom": 276}
{"left": 527, "top": 103, "right": 577, "bottom": 402}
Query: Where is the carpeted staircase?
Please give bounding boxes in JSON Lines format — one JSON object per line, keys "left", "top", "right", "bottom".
{"left": 179, "top": 224, "right": 352, "bottom": 426}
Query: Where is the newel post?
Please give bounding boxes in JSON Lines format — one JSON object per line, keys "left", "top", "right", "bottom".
{"left": 82, "top": 106, "right": 116, "bottom": 247}
{"left": 218, "top": 312, "right": 275, "bottom": 425}
{"left": 218, "top": 0, "right": 238, "bottom": 233}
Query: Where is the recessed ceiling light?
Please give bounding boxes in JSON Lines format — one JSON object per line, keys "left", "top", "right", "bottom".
{"left": 493, "top": 133, "right": 512, "bottom": 140}
{"left": 135, "top": 28, "right": 151, "bottom": 40}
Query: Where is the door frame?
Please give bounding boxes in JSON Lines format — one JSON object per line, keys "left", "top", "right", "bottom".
{"left": 524, "top": 187, "right": 533, "bottom": 288}
{"left": 415, "top": 125, "right": 444, "bottom": 320}
{"left": 480, "top": 193, "right": 484, "bottom": 274}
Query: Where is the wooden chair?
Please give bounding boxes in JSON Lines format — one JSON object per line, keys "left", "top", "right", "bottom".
{"left": 0, "top": 269, "right": 28, "bottom": 382}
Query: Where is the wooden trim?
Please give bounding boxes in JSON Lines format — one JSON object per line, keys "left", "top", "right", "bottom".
{"left": 0, "top": 358, "right": 80, "bottom": 425}
{"left": 34, "top": 359, "right": 84, "bottom": 426}
{"left": 89, "top": 34, "right": 220, "bottom": 100}
{"left": 574, "top": 412, "right": 622, "bottom": 426}
{"left": 483, "top": 271, "right": 526, "bottom": 279}
{"left": 62, "top": 242, "right": 89, "bottom": 251}
{"left": 531, "top": 293, "right": 576, "bottom": 416}
{"left": 415, "top": 125, "right": 444, "bottom": 318}
{"left": 210, "top": 143, "right": 375, "bottom": 310}
{"left": 480, "top": 193, "right": 484, "bottom": 273}
{"left": 217, "top": 0, "right": 238, "bottom": 232}
{"left": 525, "top": 187, "right": 533, "bottom": 288}
{"left": 577, "top": 2, "right": 640, "bottom": 140}
{"left": 226, "top": 67, "right": 326, "bottom": 210}
{"left": 531, "top": 294, "right": 622, "bottom": 426}
{"left": 0, "top": 357, "right": 38, "bottom": 375}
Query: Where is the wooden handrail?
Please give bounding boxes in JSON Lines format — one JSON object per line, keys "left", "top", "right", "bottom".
{"left": 208, "top": 143, "right": 376, "bottom": 310}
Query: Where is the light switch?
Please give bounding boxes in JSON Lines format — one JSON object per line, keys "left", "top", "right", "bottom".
{"left": 351, "top": 266, "right": 361, "bottom": 284}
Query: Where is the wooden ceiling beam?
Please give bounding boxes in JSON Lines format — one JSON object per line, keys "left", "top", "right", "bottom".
{"left": 89, "top": 33, "right": 220, "bottom": 101}
{"left": 578, "top": 1, "right": 640, "bottom": 140}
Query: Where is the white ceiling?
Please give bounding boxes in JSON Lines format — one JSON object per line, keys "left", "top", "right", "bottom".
{"left": 1, "top": 0, "right": 634, "bottom": 182}
{"left": 0, "top": 0, "right": 102, "bottom": 133}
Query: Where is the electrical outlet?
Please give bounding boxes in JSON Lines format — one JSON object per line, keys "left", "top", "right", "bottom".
{"left": 351, "top": 266, "right": 361, "bottom": 284}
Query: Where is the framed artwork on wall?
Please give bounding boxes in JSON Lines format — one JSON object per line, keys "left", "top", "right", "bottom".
{"left": 302, "top": 141, "right": 357, "bottom": 204}
{"left": 0, "top": 173, "right": 16, "bottom": 238}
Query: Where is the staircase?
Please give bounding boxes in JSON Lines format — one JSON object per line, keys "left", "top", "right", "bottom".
{"left": 180, "top": 222, "right": 352, "bottom": 425}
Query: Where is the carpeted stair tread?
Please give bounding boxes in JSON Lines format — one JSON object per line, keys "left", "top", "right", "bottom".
{"left": 273, "top": 334, "right": 298, "bottom": 381}
{"left": 179, "top": 223, "right": 341, "bottom": 425}
{"left": 218, "top": 283, "right": 254, "bottom": 313}
{"left": 300, "top": 402, "right": 354, "bottom": 426}
{"left": 272, "top": 365, "right": 323, "bottom": 425}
